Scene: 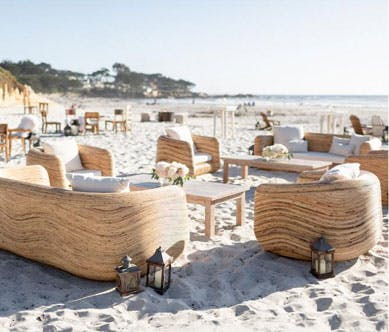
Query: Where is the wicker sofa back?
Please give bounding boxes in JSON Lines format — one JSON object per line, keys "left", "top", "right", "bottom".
{"left": 0, "top": 165, "right": 189, "bottom": 281}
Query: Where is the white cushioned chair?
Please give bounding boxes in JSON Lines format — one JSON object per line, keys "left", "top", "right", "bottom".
{"left": 157, "top": 126, "right": 220, "bottom": 176}
{"left": 27, "top": 140, "right": 114, "bottom": 188}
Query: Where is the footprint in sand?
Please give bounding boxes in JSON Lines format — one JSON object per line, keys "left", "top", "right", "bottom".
{"left": 351, "top": 282, "right": 374, "bottom": 294}
{"left": 328, "top": 314, "right": 342, "bottom": 330}
{"left": 315, "top": 297, "right": 333, "bottom": 312}
{"left": 234, "top": 304, "right": 255, "bottom": 317}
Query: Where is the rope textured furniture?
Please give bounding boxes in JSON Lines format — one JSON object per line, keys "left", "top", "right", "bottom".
{"left": 346, "top": 150, "right": 388, "bottom": 205}
{"left": 26, "top": 144, "right": 114, "bottom": 188}
{"left": 254, "top": 171, "right": 382, "bottom": 261}
{"left": 0, "top": 165, "right": 189, "bottom": 281}
{"left": 156, "top": 134, "right": 220, "bottom": 176}
{"left": 254, "top": 132, "right": 379, "bottom": 156}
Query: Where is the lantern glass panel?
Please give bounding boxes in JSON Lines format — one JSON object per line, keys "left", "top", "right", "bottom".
{"left": 325, "top": 253, "right": 333, "bottom": 274}
{"left": 311, "top": 252, "right": 318, "bottom": 272}
{"left": 163, "top": 266, "right": 170, "bottom": 288}
{"left": 148, "top": 265, "right": 156, "bottom": 286}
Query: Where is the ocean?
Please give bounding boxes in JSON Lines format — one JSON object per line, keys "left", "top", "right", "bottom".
{"left": 152, "top": 95, "right": 388, "bottom": 109}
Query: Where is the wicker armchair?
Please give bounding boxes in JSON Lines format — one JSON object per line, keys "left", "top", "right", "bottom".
{"left": 156, "top": 134, "right": 220, "bottom": 176}
{"left": 254, "top": 171, "right": 382, "bottom": 261}
{"left": 0, "top": 165, "right": 189, "bottom": 281}
{"left": 254, "top": 132, "right": 380, "bottom": 156}
{"left": 26, "top": 144, "right": 114, "bottom": 188}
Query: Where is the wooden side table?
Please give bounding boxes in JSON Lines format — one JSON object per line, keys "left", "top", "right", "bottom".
{"left": 128, "top": 174, "right": 248, "bottom": 238}
{"left": 222, "top": 155, "right": 331, "bottom": 183}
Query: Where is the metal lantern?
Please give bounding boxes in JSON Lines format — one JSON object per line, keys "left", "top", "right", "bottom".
{"left": 311, "top": 236, "right": 335, "bottom": 279}
{"left": 64, "top": 124, "right": 72, "bottom": 136}
{"left": 146, "top": 247, "right": 172, "bottom": 295}
{"left": 115, "top": 255, "right": 141, "bottom": 296}
{"left": 70, "top": 119, "right": 80, "bottom": 136}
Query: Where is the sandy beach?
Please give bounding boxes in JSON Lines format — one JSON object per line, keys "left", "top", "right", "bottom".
{"left": 0, "top": 96, "right": 387, "bottom": 331}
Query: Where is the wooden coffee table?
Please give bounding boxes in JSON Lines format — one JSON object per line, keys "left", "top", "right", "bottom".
{"left": 128, "top": 174, "right": 248, "bottom": 238}
{"left": 222, "top": 155, "right": 331, "bottom": 183}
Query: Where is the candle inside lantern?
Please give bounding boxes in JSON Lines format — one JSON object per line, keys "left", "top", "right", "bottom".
{"left": 154, "top": 269, "right": 162, "bottom": 288}
{"left": 315, "top": 257, "right": 326, "bottom": 273}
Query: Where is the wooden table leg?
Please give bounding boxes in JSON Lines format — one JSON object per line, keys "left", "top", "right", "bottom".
{"left": 241, "top": 165, "right": 248, "bottom": 179}
{"left": 205, "top": 202, "right": 215, "bottom": 237}
{"left": 236, "top": 193, "right": 245, "bottom": 226}
{"left": 223, "top": 161, "right": 229, "bottom": 183}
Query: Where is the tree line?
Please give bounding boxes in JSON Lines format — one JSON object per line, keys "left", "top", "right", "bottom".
{"left": 0, "top": 60, "right": 195, "bottom": 98}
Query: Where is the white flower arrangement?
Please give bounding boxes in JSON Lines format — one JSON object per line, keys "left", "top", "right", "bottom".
{"left": 262, "top": 144, "right": 292, "bottom": 160}
{"left": 152, "top": 161, "right": 191, "bottom": 186}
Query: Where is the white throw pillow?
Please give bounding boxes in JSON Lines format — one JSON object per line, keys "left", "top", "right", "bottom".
{"left": 274, "top": 125, "right": 304, "bottom": 149}
{"left": 71, "top": 175, "right": 130, "bottom": 193}
{"left": 66, "top": 169, "right": 102, "bottom": 182}
{"left": 350, "top": 133, "right": 370, "bottom": 155}
{"left": 43, "top": 139, "right": 84, "bottom": 172}
{"left": 18, "top": 115, "right": 39, "bottom": 131}
{"left": 320, "top": 163, "right": 360, "bottom": 183}
{"left": 288, "top": 139, "right": 308, "bottom": 153}
{"left": 329, "top": 137, "right": 355, "bottom": 157}
{"left": 166, "top": 126, "right": 196, "bottom": 153}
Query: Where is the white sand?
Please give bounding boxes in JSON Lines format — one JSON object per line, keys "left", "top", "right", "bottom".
{"left": 0, "top": 96, "right": 387, "bottom": 331}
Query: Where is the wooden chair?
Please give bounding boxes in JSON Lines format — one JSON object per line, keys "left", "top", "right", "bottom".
{"left": 350, "top": 115, "right": 372, "bottom": 135}
{"left": 371, "top": 115, "right": 386, "bottom": 138}
{"left": 27, "top": 144, "right": 114, "bottom": 188}
{"left": 40, "top": 110, "right": 61, "bottom": 133}
{"left": 23, "top": 98, "right": 37, "bottom": 114}
{"left": 254, "top": 170, "right": 382, "bottom": 261}
{"left": 259, "top": 112, "right": 280, "bottom": 130}
{"left": 84, "top": 112, "right": 100, "bottom": 134}
{"left": 105, "top": 109, "right": 128, "bottom": 133}
{"left": 0, "top": 165, "right": 189, "bottom": 280}
{"left": 156, "top": 134, "right": 220, "bottom": 176}
{"left": 8, "top": 117, "right": 37, "bottom": 156}
{"left": 0, "top": 124, "right": 9, "bottom": 162}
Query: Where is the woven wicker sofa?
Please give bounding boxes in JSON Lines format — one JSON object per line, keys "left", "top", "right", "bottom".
{"left": 26, "top": 145, "right": 114, "bottom": 188}
{"left": 156, "top": 134, "right": 220, "bottom": 176}
{"left": 346, "top": 150, "right": 388, "bottom": 206}
{"left": 254, "top": 132, "right": 381, "bottom": 164}
{"left": 254, "top": 170, "right": 382, "bottom": 261}
{"left": 0, "top": 165, "right": 189, "bottom": 281}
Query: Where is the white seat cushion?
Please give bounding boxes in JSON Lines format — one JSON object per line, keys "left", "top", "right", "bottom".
{"left": 293, "top": 152, "right": 346, "bottom": 164}
{"left": 165, "top": 126, "right": 196, "bottom": 152}
{"left": 320, "top": 163, "right": 360, "bottom": 182}
{"left": 274, "top": 125, "right": 304, "bottom": 150}
{"left": 194, "top": 152, "right": 212, "bottom": 164}
{"left": 43, "top": 139, "right": 84, "bottom": 172}
{"left": 18, "top": 115, "right": 39, "bottom": 131}
{"left": 288, "top": 139, "right": 308, "bottom": 153}
{"left": 66, "top": 169, "right": 102, "bottom": 182}
{"left": 71, "top": 175, "right": 130, "bottom": 193}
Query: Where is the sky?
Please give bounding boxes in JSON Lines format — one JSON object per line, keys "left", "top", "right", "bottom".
{"left": 0, "top": 0, "right": 387, "bottom": 95}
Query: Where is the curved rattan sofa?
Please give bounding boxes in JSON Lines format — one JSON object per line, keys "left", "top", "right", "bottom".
{"left": 26, "top": 145, "right": 114, "bottom": 189}
{"left": 0, "top": 165, "right": 189, "bottom": 281}
{"left": 254, "top": 171, "right": 382, "bottom": 262}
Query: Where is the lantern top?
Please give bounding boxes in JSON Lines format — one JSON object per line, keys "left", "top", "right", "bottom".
{"left": 115, "top": 255, "right": 140, "bottom": 273}
{"left": 311, "top": 236, "right": 335, "bottom": 252}
{"left": 146, "top": 247, "right": 172, "bottom": 266}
